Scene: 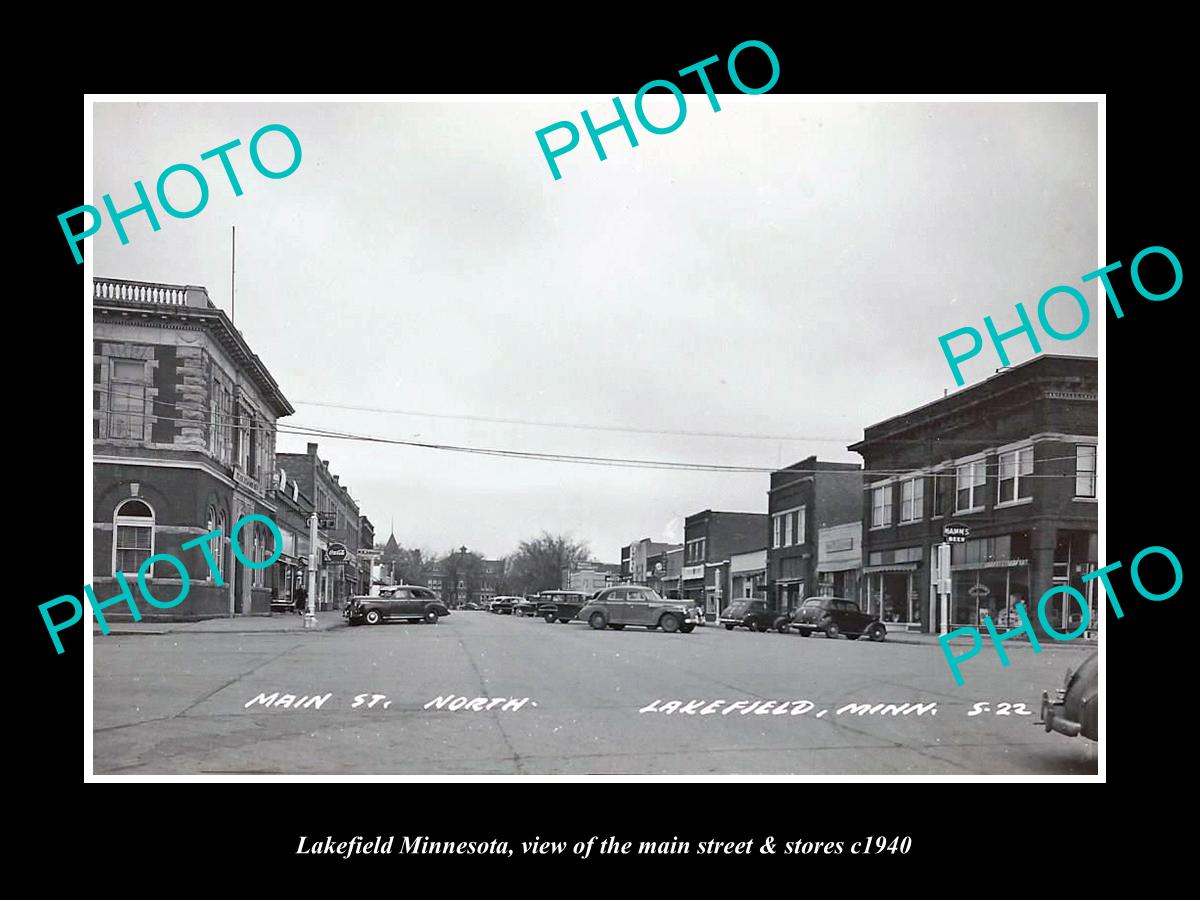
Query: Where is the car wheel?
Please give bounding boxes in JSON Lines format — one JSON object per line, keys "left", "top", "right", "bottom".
{"left": 424, "top": 608, "right": 439, "bottom": 624}
{"left": 543, "top": 612, "right": 557, "bottom": 623}
{"left": 724, "top": 624, "right": 735, "bottom": 631}
{"left": 846, "top": 633, "right": 860, "bottom": 641}
{"left": 798, "top": 629, "right": 812, "bottom": 637}
{"left": 825, "top": 622, "right": 840, "bottom": 639}
{"left": 755, "top": 622, "right": 769, "bottom": 633}
{"left": 776, "top": 622, "right": 791, "bottom": 634}
{"left": 661, "top": 614, "right": 681, "bottom": 633}
{"left": 680, "top": 624, "right": 695, "bottom": 634}
{"left": 868, "top": 624, "right": 887, "bottom": 642}
{"left": 589, "top": 611, "right": 607, "bottom": 630}
{"left": 365, "top": 609, "right": 381, "bottom": 625}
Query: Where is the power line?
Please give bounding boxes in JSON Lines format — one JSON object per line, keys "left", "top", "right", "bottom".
{"left": 98, "top": 388, "right": 1098, "bottom": 471}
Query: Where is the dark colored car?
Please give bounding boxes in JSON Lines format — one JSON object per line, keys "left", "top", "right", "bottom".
{"left": 782, "top": 596, "right": 886, "bottom": 641}
{"left": 536, "top": 590, "right": 590, "bottom": 623}
{"left": 513, "top": 596, "right": 540, "bottom": 616}
{"left": 1038, "top": 650, "right": 1097, "bottom": 740}
{"left": 345, "top": 586, "right": 450, "bottom": 626}
{"left": 490, "top": 596, "right": 521, "bottom": 614}
{"left": 578, "top": 585, "right": 699, "bottom": 633}
{"left": 719, "top": 599, "right": 782, "bottom": 632}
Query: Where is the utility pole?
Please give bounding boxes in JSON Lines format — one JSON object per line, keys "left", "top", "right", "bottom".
{"left": 306, "top": 512, "right": 318, "bottom": 629}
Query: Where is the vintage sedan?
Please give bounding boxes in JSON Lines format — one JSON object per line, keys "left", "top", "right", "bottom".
{"left": 719, "top": 599, "right": 780, "bottom": 632}
{"left": 578, "top": 585, "right": 699, "bottom": 633}
{"left": 1038, "top": 649, "right": 1098, "bottom": 741}
{"left": 536, "top": 590, "right": 590, "bottom": 623}
{"left": 345, "top": 586, "right": 450, "bottom": 626}
{"left": 781, "top": 596, "right": 886, "bottom": 641}
{"left": 489, "top": 596, "right": 522, "bottom": 614}
{"left": 513, "top": 595, "right": 541, "bottom": 616}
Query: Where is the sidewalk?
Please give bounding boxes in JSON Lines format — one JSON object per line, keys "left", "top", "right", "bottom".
{"left": 94, "top": 610, "right": 347, "bottom": 636}
{"left": 884, "top": 629, "right": 1097, "bottom": 650}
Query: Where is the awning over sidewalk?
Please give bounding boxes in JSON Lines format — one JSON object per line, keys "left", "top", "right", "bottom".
{"left": 863, "top": 563, "right": 920, "bottom": 574}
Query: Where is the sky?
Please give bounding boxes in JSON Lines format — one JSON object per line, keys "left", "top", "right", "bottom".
{"left": 92, "top": 99, "right": 1098, "bottom": 561}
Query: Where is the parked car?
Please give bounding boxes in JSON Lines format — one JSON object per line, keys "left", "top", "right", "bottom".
{"left": 578, "top": 585, "right": 699, "bottom": 633}
{"left": 513, "top": 596, "right": 540, "bottom": 616}
{"left": 719, "top": 599, "right": 780, "bottom": 632}
{"left": 780, "top": 596, "right": 886, "bottom": 641}
{"left": 490, "top": 596, "right": 521, "bottom": 614}
{"left": 345, "top": 586, "right": 450, "bottom": 626}
{"left": 462, "top": 602, "right": 481, "bottom": 611}
{"left": 1038, "top": 649, "right": 1097, "bottom": 741}
{"left": 536, "top": 590, "right": 590, "bottom": 623}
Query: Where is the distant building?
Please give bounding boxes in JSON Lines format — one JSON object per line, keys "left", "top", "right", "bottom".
{"left": 848, "top": 355, "right": 1098, "bottom": 636}
{"left": 92, "top": 277, "right": 293, "bottom": 619}
{"left": 564, "top": 561, "right": 621, "bottom": 594}
{"left": 645, "top": 544, "right": 682, "bottom": 596}
{"left": 766, "top": 456, "right": 862, "bottom": 615}
{"left": 730, "top": 549, "right": 768, "bottom": 601}
{"left": 358, "top": 515, "right": 379, "bottom": 596}
{"left": 621, "top": 539, "right": 674, "bottom": 585}
{"left": 682, "top": 510, "right": 769, "bottom": 620}
{"left": 275, "top": 443, "right": 361, "bottom": 610}
{"left": 816, "top": 522, "right": 862, "bottom": 601}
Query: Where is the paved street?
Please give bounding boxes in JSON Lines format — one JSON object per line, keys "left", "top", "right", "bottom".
{"left": 93, "top": 610, "right": 1098, "bottom": 775}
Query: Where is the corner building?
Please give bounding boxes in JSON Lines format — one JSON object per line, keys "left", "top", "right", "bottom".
{"left": 92, "top": 278, "right": 294, "bottom": 618}
{"left": 848, "top": 355, "right": 1098, "bottom": 636}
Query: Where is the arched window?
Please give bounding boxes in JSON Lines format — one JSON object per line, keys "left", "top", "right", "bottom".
{"left": 215, "top": 509, "right": 228, "bottom": 580}
{"left": 114, "top": 498, "right": 154, "bottom": 576}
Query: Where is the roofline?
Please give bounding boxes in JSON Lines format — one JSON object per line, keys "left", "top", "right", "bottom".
{"left": 848, "top": 354, "right": 1097, "bottom": 451}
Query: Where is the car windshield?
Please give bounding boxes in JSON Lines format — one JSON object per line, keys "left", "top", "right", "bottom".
{"left": 726, "top": 602, "right": 749, "bottom": 616}
{"left": 802, "top": 598, "right": 825, "bottom": 608}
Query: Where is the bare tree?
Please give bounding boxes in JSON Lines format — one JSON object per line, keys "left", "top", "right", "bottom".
{"left": 506, "top": 532, "right": 591, "bottom": 595}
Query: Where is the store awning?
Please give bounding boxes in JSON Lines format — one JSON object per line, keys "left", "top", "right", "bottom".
{"left": 818, "top": 560, "right": 860, "bottom": 573}
{"left": 863, "top": 563, "right": 920, "bottom": 574}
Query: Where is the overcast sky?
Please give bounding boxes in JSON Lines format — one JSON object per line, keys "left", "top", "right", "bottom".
{"left": 92, "top": 99, "right": 1097, "bottom": 561}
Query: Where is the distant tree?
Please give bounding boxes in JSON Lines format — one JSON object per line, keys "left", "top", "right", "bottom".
{"left": 506, "top": 532, "right": 591, "bottom": 595}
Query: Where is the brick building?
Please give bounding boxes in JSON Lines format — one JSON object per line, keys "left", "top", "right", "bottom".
{"left": 275, "top": 443, "right": 361, "bottom": 609}
{"left": 766, "top": 457, "right": 863, "bottom": 615}
{"left": 621, "top": 538, "right": 674, "bottom": 585}
{"left": 681, "top": 510, "right": 769, "bottom": 620}
{"left": 848, "top": 355, "right": 1098, "bottom": 635}
{"left": 92, "top": 277, "right": 293, "bottom": 619}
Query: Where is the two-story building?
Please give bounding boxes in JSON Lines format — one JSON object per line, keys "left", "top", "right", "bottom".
{"left": 766, "top": 457, "right": 863, "bottom": 615}
{"left": 92, "top": 277, "right": 294, "bottom": 619}
{"left": 275, "top": 443, "right": 361, "bottom": 609}
{"left": 848, "top": 355, "right": 1098, "bottom": 636}
{"left": 682, "top": 510, "right": 769, "bottom": 620}
{"left": 621, "top": 539, "right": 674, "bottom": 585}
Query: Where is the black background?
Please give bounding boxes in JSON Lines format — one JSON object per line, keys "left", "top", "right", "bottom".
{"left": 21, "top": 20, "right": 1186, "bottom": 886}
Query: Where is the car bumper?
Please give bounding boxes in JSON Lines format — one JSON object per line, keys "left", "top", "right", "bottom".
{"left": 1039, "top": 691, "right": 1082, "bottom": 738}
{"left": 718, "top": 618, "right": 744, "bottom": 627}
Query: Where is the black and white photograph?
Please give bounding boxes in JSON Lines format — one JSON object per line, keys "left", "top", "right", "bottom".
{"left": 80, "top": 93, "right": 1104, "bottom": 778}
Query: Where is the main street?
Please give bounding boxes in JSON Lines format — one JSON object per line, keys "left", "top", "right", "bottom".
{"left": 93, "top": 610, "right": 1098, "bottom": 775}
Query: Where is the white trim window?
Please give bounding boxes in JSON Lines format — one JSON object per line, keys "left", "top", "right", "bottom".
{"left": 686, "top": 538, "right": 706, "bottom": 564}
{"left": 772, "top": 506, "right": 807, "bottom": 547}
{"left": 900, "top": 477, "right": 924, "bottom": 523}
{"left": 871, "top": 485, "right": 893, "bottom": 528}
{"left": 1075, "top": 444, "right": 1097, "bottom": 498}
{"left": 113, "top": 498, "right": 154, "bottom": 576}
{"left": 956, "top": 460, "right": 986, "bottom": 512}
{"left": 997, "top": 446, "right": 1034, "bottom": 505}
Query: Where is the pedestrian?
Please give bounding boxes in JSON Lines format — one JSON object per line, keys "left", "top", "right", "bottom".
{"left": 294, "top": 586, "right": 308, "bottom": 616}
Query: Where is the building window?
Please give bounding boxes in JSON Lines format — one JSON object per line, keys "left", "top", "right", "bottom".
{"left": 772, "top": 516, "right": 782, "bottom": 549}
{"left": 956, "top": 460, "right": 986, "bottom": 512}
{"left": 210, "top": 371, "right": 234, "bottom": 464}
{"left": 1075, "top": 444, "right": 1097, "bottom": 498}
{"left": 900, "top": 477, "right": 924, "bottom": 523}
{"left": 997, "top": 447, "right": 1034, "bottom": 504}
{"left": 113, "top": 498, "right": 154, "bottom": 576}
{"left": 109, "top": 359, "right": 148, "bottom": 440}
{"left": 871, "top": 485, "right": 893, "bottom": 528}
{"left": 794, "top": 507, "right": 806, "bottom": 545}
{"left": 773, "top": 507, "right": 806, "bottom": 547}
{"left": 686, "top": 538, "right": 706, "bottom": 564}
